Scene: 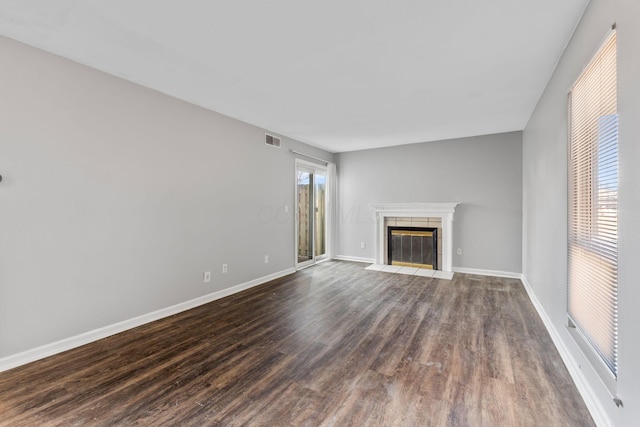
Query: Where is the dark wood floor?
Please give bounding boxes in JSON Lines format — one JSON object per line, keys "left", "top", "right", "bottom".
{"left": 0, "top": 261, "right": 594, "bottom": 426}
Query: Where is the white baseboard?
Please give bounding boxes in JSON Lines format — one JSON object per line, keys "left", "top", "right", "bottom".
{"left": 334, "top": 255, "right": 376, "bottom": 264}
{"left": 452, "top": 267, "right": 521, "bottom": 279}
{"left": 0, "top": 267, "right": 296, "bottom": 373}
{"left": 520, "top": 275, "right": 613, "bottom": 427}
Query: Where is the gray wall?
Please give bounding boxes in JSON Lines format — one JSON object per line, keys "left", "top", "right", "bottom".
{"left": 337, "top": 132, "right": 523, "bottom": 274}
{"left": 0, "top": 36, "right": 333, "bottom": 359}
{"left": 523, "top": 0, "right": 640, "bottom": 425}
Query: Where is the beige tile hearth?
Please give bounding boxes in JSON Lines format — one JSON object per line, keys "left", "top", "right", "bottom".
{"left": 365, "top": 264, "right": 454, "bottom": 280}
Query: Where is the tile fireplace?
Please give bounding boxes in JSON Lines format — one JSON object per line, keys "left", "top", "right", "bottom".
{"left": 371, "top": 203, "right": 459, "bottom": 273}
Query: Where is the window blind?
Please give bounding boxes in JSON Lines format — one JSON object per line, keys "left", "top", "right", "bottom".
{"left": 567, "top": 30, "right": 618, "bottom": 377}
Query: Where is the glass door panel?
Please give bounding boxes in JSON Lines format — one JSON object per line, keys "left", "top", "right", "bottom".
{"left": 296, "top": 161, "right": 329, "bottom": 269}
{"left": 315, "top": 173, "right": 326, "bottom": 258}
{"left": 297, "top": 170, "right": 313, "bottom": 265}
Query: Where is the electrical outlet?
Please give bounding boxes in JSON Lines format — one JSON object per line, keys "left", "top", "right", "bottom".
{"left": 264, "top": 255, "right": 269, "bottom": 264}
{"left": 203, "top": 271, "right": 211, "bottom": 283}
{"left": 360, "top": 242, "right": 365, "bottom": 249}
{"left": 284, "top": 205, "right": 289, "bottom": 213}
{"left": 222, "top": 264, "right": 228, "bottom": 274}
{"left": 457, "top": 248, "right": 462, "bottom": 255}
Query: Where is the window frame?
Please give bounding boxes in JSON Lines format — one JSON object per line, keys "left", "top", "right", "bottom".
{"left": 566, "top": 28, "right": 619, "bottom": 394}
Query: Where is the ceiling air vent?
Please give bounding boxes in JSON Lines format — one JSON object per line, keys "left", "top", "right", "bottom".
{"left": 265, "top": 133, "right": 281, "bottom": 148}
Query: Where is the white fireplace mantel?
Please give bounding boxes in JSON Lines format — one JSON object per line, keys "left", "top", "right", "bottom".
{"left": 371, "top": 203, "right": 459, "bottom": 272}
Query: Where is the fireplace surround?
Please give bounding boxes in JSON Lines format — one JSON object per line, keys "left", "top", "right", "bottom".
{"left": 371, "top": 203, "right": 459, "bottom": 272}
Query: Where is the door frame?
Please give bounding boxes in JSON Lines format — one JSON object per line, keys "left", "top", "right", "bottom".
{"left": 295, "top": 159, "right": 328, "bottom": 270}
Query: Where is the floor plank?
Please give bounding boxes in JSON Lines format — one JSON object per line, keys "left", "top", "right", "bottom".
{"left": 0, "top": 261, "right": 594, "bottom": 426}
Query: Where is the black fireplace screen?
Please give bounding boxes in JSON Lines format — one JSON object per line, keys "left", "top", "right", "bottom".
{"left": 388, "top": 226, "right": 438, "bottom": 270}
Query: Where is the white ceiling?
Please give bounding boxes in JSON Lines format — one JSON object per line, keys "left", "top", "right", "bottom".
{"left": 0, "top": 0, "right": 589, "bottom": 153}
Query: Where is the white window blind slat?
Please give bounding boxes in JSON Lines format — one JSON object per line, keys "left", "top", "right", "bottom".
{"left": 567, "top": 30, "right": 618, "bottom": 378}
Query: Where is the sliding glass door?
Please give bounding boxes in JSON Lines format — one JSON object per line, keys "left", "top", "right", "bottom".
{"left": 314, "top": 172, "right": 326, "bottom": 259}
{"left": 296, "top": 161, "right": 327, "bottom": 268}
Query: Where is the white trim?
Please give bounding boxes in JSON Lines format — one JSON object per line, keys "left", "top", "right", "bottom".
{"left": 520, "top": 275, "right": 613, "bottom": 427}
{"left": 334, "top": 255, "right": 376, "bottom": 264}
{"left": 326, "top": 162, "right": 337, "bottom": 261}
{"left": 371, "top": 203, "right": 459, "bottom": 272}
{"left": 0, "top": 267, "right": 295, "bottom": 373}
{"left": 452, "top": 267, "right": 521, "bottom": 279}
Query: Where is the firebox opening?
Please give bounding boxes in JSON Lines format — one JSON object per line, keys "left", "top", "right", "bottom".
{"left": 387, "top": 226, "right": 438, "bottom": 270}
